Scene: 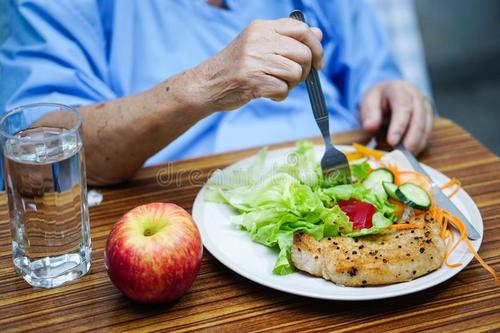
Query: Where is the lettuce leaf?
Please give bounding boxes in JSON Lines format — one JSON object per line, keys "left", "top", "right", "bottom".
{"left": 343, "top": 212, "right": 393, "bottom": 237}
{"left": 273, "top": 232, "right": 295, "bottom": 275}
{"left": 205, "top": 141, "right": 395, "bottom": 275}
{"left": 351, "top": 161, "right": 371, "bottom": 181}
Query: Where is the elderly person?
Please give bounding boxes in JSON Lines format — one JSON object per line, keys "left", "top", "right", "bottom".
{"left": 0, "top": 0, "right": 433, "bottom": 185}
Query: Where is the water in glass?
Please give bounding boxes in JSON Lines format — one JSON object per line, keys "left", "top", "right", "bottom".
{"left": 2, "top": 107, "right": 91, "bottom": 288}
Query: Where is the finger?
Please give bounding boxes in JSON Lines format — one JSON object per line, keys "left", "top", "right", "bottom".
{"left": 273, "top": 18, "right": 323, "bottom": 42}
{"left": 263, "top": 54, "right": 303, "bottom": 90}
{"left": 310, "top": 27, "right": 323, "bottom": 42}
{"left": 359, "top": 86, "right": 383, "bottom": 133}
{"left": 310, "top": 28, "right": 324, "bottom": 69}
{"left": 275, "top": 35, "right": 313, "bottom": 82}
{"left": 256, "top": 74, "right": 289, "bottom": 101}
{"left": 385, "top": 86, "right": 413, "bottom": 146}
{"left": 402, "top": 96, "right": 427, "bottom": 154}
{"left": 419, "top": 99, "right": 434, "bottom": 153}
{"left": 274, "top": 19, "right": 324, "bottom": 69}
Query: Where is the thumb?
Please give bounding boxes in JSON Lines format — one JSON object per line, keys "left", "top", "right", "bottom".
{"left": 359, "top": 87, "right": 383, "bottom": 133}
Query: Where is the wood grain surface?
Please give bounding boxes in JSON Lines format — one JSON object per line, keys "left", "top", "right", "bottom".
{"left": 0, "top": 118, "right": 498, "bottom": 332}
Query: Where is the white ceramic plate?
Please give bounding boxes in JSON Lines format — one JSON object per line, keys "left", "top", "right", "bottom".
{"left": 192, "top": 145, "right": 483, "bottom": 300}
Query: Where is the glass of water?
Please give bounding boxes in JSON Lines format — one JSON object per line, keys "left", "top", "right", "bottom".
{"left": 0, "top": 103, "right": 91, "bottom": 288}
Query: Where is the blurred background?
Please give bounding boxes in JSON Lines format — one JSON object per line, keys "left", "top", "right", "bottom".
{"left": 369, "top": 0, "right": 500, "bottom": 155}
{"left": 1, "top": 0, "right": 499, "bottom": 154}
{"left": 416, "top": 0, "right": 500, "bottom": 155}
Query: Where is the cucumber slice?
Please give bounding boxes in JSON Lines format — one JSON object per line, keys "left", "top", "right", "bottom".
{"left": 382, "top": 181, "right": 400, "bottom": 200}
{"left": 363, "top": 168, "right": 394, "bottom": 187}
{"left": 395, "top": 183, "right": 431, "bottom": 210}
{"left": 363, "top": 168, "right": 395, "bottom": 199}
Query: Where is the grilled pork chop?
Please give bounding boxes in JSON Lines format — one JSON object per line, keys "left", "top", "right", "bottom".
{"left": 291, "top": 216, "right": 445, "bottom": 286}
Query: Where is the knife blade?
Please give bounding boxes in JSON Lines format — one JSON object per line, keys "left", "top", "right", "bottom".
{"left": 396, "top": 143, "right": 481, "bottom": 240}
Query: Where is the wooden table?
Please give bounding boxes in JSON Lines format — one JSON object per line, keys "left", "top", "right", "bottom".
{"left": 0, "top": 118, "right": 499, "bottom": 332}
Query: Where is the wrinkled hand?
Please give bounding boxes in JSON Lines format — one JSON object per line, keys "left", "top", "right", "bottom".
{"left": 189, "top": 18, "right": 324, "bottom": 112}
{"left": 359, "top": 80, "right": 434, "bottom": 154}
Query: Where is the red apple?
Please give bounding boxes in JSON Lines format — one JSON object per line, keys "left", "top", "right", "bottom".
{"left": 104, "top": 203, "right": 203, "bottom": 304}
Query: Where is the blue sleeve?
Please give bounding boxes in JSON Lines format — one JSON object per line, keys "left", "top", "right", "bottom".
{"left": 320, "top": 0, "right": 402, "bottom": 114}
{"left": 0, "top": 0, "right": 116, "bottom": 112}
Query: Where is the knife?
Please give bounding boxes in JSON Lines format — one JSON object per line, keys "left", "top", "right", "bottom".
{"left": 395, "top": 143, "right": 481, "bottom": 240}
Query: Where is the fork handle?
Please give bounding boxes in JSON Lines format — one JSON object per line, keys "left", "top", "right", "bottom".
{"left": 305, "top": 67, "right": 332, "bottom": 148}
{"left": 316, "top": 116, "right": 333, "bottom": 149}
{"left": 290, "top": 10, "right": 333, "bottom": 149}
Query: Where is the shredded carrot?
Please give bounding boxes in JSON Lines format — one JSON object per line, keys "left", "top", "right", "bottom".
{"left": 388, "top": 198, "right": 406, "bottom": 219}
{"left": 379, "top": 161, "right": 432, "bottom": 193}
{"left": 353, "top": 143, "right": 386, "bottom": 160}
{"left": 435, "top": 206, "right": 467, "bottom": 267}
{"left": 440, "top": 178, "right": 462, "bottom": 199}
{"left": 444, "top": 228, "right": 463, "bottom": 268}
{"left": 398, "top": 171, "right": 432, "bottom": 193}
{"left": 447, "top": 187, "right": 460, "bottom": 199}
{"left": 440, "top": 178, "right": 461, "bottom": 190}
{"left": 398, "top": 170, "right": 432, "bottom": 183}
{"left": 345, "top": 151, "right": 364, "bottom": 162}
{"left": 389, "top": 223, "right": 425, "bottom": 230}
{"left": 385, "top": 163, "right": 401, "bottom": 185}
{"left": 430, "top": 206, "right": 499, "bottom": 284}
{"left": 443, "top": 229, "right": 462, "bottom": 268}
{"left": 462, "top": 236, "right": 499, "bottom": 284}
{"left": 413, "top": 208, "right": 429, "bottom": 217}
{"left": 435, "top": 210, "right": 447, "bottom": 239}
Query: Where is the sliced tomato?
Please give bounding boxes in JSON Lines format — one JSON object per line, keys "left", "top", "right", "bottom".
{"left": 338, "top": 199, "right": 376, "bottom": 230}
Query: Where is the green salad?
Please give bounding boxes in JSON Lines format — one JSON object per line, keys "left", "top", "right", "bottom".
{"left": 205, "top": 141, "right": 398, "bottom": 275}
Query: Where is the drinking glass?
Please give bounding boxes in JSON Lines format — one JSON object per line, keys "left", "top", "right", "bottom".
{"left": 0, "top": 103, "right": 91, "bottom": 288}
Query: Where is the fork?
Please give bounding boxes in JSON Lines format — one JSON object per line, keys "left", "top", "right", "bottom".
{"left": 289, "top": 10, "right": 352, "bottom": 185}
